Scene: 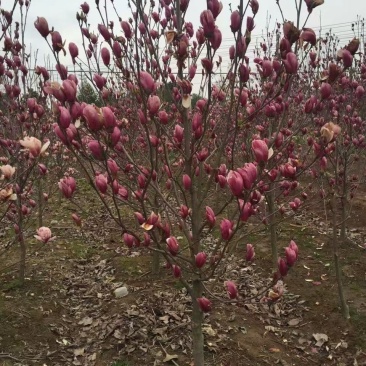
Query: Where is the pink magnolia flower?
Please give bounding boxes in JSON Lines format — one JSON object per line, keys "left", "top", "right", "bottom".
{"left": 58, "top": 176, "right": 76, "bottom": 199}
{"left": 34, "top": 227, "right": 55, "bottom": 243}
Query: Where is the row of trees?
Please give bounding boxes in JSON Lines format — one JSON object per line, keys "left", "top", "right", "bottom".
{"left": 1, "top": 0, "right": 365, "bottom": 364}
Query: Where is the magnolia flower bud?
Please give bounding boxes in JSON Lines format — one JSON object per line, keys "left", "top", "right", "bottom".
{"left": 98, "top": 24, "right": 111, "bottom": 41}
{"left": 148, "top": 95, "right": 161, "bottom": 115}
{"left": 197, "top": 297, "right": 212, "bottom": 312}
{"left": 278, "top": 257, "right": 288, "bottom": 277}
{"left": 95, "top": 174, "right": 108, "bottom": 193}
{"left": 172, "top": 265, "right": 181, "bottom": 278}
{"left": 166, "top": 236, "right": 179, "bottom": 256}
{"left": 200, "top": 10, "right": 215, "bottom": 37}
{"left": 101, "top": 47, "right": 110, "bottom": 66}
{"left": 320, "top": 82, "right": 332, "bottom": 100}
{"left": 123, "top": 233, "right": 135, "bottom": 248}
{"left": 301, "top": 28, "right": 316, "bottom": 46}
{"left": 252, "top": 139, "right": 269, "bottom": 162}
{"left": 69, "top": 42, "right": 79, "bottom": 61}
{"left": 250, "top": 0, "right": 259, "bottom": 14}
{"left": 225, "top": 281, "right": 238, "bottom": 299}
{"left": 283, "top": 52, "right": 298, "bottom": 74}
{"left": 59, "top": 106, "right": 71, "bottom": 129}
{"left": 34, "top": 17, "right": 50, "bottom": 38}
{"left": 182, "top": 174, "right": 191, "bottom": 190}
{"left": 72, "top": 213, "right": 82, "bottom": 226}
{"left": 230, "top": 11, "right": 241, "bottom": 33}
{"left": 227, "top": 170, "right": 244, "bottom": 196}
{"left": 88, "top": 140, "right": 104, "bottom": 160}
{"left": 195, "top": 252, "right": 207, "bottom": 268}
{"left": 220, "top": 219, "right": 233, "bottom": 241}
{"left": 205, "top": 206, "right": 216, "bottom": 227}
{"left": 139, "top": 71, "right": 155, "bottom": 94}
{"left": 289, "top": 240, "right": 298, "bottom": 258}
{"left": 246, "top": 244, "right": 255, "bottom": 261}
{"left": 80, "top": 2, "right": 90, "bottom": 14}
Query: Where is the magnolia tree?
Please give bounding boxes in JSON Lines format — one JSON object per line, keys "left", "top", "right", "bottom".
{"left": 0, "top": 0, "right": 64, "bottom": 284}
{"left": 300, "top": 34, "right": 366, "bottom": 319}
{"left": 31, "top": 0, "right": 330, "bottom": 364}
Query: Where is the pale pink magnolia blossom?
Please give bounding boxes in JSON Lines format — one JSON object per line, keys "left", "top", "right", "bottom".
{"left": 0, "top": 186, "right": 17, "bottom": 202}
{"left": 34, "top": 227, "right": 56, "bottom": 243}
{"left": 0, "top": 165, "right": 16, "bottom": 179}
{"left": 20, "top": 137, "right": 50, "bottom": 157}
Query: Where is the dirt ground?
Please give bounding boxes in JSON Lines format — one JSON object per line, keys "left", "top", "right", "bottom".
{"left": 1, "top": 188, "right": 366, "bottom": 366}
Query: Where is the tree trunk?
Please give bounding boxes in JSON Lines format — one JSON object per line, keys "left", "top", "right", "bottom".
{"left": 38, "top": 179, "right": 43, "bottom": 228}
{"left": 331, "top": 194, "right": 350, "bottom": 319}
{"left": 18, "top": 202, "right": 26, "bottom": 286}
{"left": 152, "top": 249, "right": 160, "bottom": 275}
{"left": 191, "top": 280, "right": 204, "bottom": 366}
{"left": 267, "top": 184, "right": 278, "bottom": 269}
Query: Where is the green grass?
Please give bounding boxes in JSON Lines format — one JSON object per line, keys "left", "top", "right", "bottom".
{"left": 68, "top": 240, "right": 98, "bottom": 259}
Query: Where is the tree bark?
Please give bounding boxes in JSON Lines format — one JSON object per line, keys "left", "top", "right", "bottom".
{"left": 331, "top": 193, "right": 350, "bottom": 319}
{"left": 267, "top": 183, "right": 278, "bottom": 269}
{"left": 151, "top": 249, "right": 160, "bottom": 275}
{"left": 191, "top": 280, "right": 204, "bottom": 366}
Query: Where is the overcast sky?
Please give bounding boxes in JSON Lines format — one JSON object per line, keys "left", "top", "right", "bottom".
{"left": 11, "top": 0, "right": 366, "bottom": 88}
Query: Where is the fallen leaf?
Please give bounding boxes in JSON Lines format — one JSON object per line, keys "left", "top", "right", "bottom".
{"left": 73, "top": 348, "right": 85, "bottom": 357}
{"left": 203, "top": 325, "right": 216, "bottom": 337}
{"left": 163, "top": 352, "right": 178, "bottom": 362}
{"left": 78, "top": 317, "right": 93, "bottom": 326}
{"left": 269, "top": 348, "right": 280, "bottom": 353}
{"left": 313, "top": 333, "right": 328, "bottom": 347}
{"left": 288, "top": 318, "right": 301, "bottom": 326}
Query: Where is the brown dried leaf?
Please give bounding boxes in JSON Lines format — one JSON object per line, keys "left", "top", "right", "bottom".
{"left": 288, "top": 318, "right": 301, "bottom": 327}
{"left": 163, "top": 352, "right": 178, "bottom": 362}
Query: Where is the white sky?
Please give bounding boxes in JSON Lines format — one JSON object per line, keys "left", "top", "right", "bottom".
{"left": 8, "top": 0, "right": 366, "bottom": 89}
